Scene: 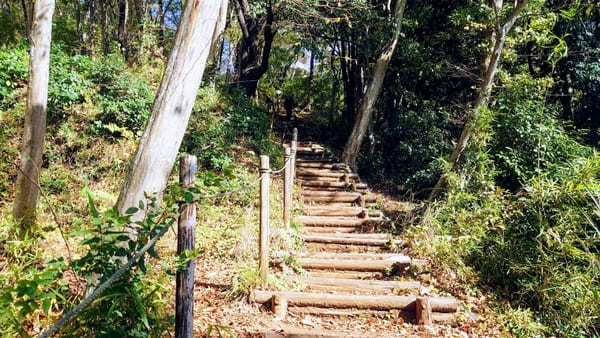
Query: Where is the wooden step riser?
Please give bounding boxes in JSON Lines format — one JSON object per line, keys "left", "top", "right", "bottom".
{"left": 302, "top": 185, "right": 368, "bottom": 192}
{"left": 304, "top": 233, "right": 388, "bottom": 240}
{"left": 287, "top": 307, "right": 455, "bottom": 324}
{"left": 303, "top": 227, "right": 360, "bottom": 233}
{"left": 304, "top": 207, "right": 366, "bottom": 217}
{"left": 296, "top": 163, "right": 347, "bottom": 170}
{"left": 292, "top": 276, "right": 420, "bottom": 291}
{"left": 295, "top": 216, "right": 366, "bottom": 227}
{"left": 250, "top": 291, "right": 458, "bottom": 313}
{"left": 298, "top": 257, "right": 410, "bottom": 272}
{"left": 298, "top": 172, "right": 358, "bottom": 179}
{"left": 300, "top": 181, "right": 367, "bottom": 189}
{"left": 299, "top": 176, "right": 358, "bottom": 183}
{"left": 304, "top": 235, "right": 389, "bottom": 246}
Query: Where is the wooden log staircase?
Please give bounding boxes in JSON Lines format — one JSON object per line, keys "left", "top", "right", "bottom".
{"left": 251, "top": 140, "right": 458, "bottom": 335}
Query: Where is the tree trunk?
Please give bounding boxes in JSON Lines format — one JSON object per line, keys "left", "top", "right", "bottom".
{"left": 341, "top": 0, "right": 407, "bottom": 169}
{"left": 429, "top": 0, "right": 529, "bottom": 200}
{"left": 100, "top": 0, "right": 110, "bottom": 55}
{"left": 81, "top": 0, "right": 96, "bottom": 55}
{"left": 13, "top": 0, "right": 55, "bottom": 234}
{"left": 234, "top": 0, "right": 277, "bottom": 97}
{"left": 116, "top": 0, "right": 228, "bottom": 221}
{"left": 118, "top": 0, "right": 129, "bottom": 58}
{"left": 21, "top": 0, "right": 32, "bottom": 36}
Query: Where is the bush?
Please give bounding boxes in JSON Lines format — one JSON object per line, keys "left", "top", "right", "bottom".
{"left": 89, "top": 55, "right": 155, "bottom": 132}
{"left": 0, "top": 43, "right": 28, "bottom": 108}
{"left": 418, "top": 152, "right": 600, "bottom": 336}
{"left": 182, "top": 87, "right": 281, "bottom": 171}
{"left": 475, "top": 155, "right": 600, "bottom": 336}
{"left": 490, "top": 74, "right": 589, "bottom": 190}
{"left": 47, "top": 48, "right": 92, "bottom": 122}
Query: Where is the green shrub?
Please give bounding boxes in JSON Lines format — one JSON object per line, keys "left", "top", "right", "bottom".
{"left": 0, "top": 43, "right": 28, "bottom": 108}
{"left": 47, "top": 47, "right": 92, "bottom": 122}
{"left": 89, "top": 55, "right": 155, "bottom": 132}
{"left": 475, "top": 155, "right": 600, "bottom": 336}
{"left": 490, "top": 75, "right": 589, "bottom": 190}
{"left": 183, "top": 87, "right": 281, "bottom": 171}
{"left": 419, "top": 152, "right": 600, "bottom": 336}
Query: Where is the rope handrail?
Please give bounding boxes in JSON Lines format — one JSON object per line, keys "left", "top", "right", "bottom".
{"left": 40, "top": 153, "right": 295, "bottom": 336}
{"left": 270, "top": 156, "right": 291, "bottom": 176}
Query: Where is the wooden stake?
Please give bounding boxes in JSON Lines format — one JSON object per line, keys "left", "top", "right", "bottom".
{"left": 283, "top": 148, "right": 292, "bottom": 228}
{"left": 416, "top": 296, "right": 432, "bottom": 325}
{"left": 176, "top": 155, "right": 197, "bottom": 338}
{"left": 259, "top": 155, "right": 270, "bottom": 286}
{"left": 272, "top": 295, "right": 288, "bottom": 320}
{"left": 291, "top": 128, "right": 298, "bottom": 180}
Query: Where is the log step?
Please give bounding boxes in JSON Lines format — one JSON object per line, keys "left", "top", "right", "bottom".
{"left": 292, "top": 276, "right": 420, "bottom": 291}
{"left": 297, "top": 162, "right": 347, "bottom": 170}
{"left": 301, "top": 252, "right": 411, "bottom": 261}
{"left": 250, "top": 290, "right": 458, "bottom": 313}
{"left": 287, "top": 307, "right": 455, "bottom": 324}
{"left": 295, "top": 216, "right": 366, "bottom": 227}
{"left": 305, "top": 232, "right": 388, "bottom": 240}
{"left": 297, "top": 170, "right": 357, "bottom": 179}
{"left": 298, "top": 256, "right": 410, "bottom": 271}
{"left": 298, "top": 176, "right": 355, "bottom": 183}
{"left": 307, "top": 270, "right": 384, "bottom": 279}
{"left": 296, "top": 159, "right": 334, "bottom": 164}
{"left": 303, "top": 186, "right": 367, "bottom": 193}
{"left": 303, "top": 206, "right": 366, "bottom": 217}
{"left": 301, "top": 181, "right": 367, "bottom": 189}
{"left": 304, "top": 234, "right": 389, "bottom": 246}
{"left": 304, "top": 227, "right": 360, "bottom": 233}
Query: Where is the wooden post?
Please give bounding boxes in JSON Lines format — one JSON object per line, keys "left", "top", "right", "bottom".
{"left": 416, "top": 296, "right": 432, "bottom": 325}
{"left": 176, "top": 155, "right": 197, "bottom": 338}
{"left": 259, "top": 155, "right": 270, "bottom": 286}
{"left": 272, "top": 295, "right": 288, "bottom": 320}
{"left": 283, "top": 147, "right": 292, "bottom": 229}
{"left": 291, "top": 128, "right": 298, "bottom": 180}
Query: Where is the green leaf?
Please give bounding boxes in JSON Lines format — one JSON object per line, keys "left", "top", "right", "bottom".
{"left": 148, "top": 245, "right": 159, "bottom": 259}
{"left": 42, "top": 298, "right": 52, "bottom": 314}
{"left": 138, "top": 258, "right": 147, "bottom": 273}
{"left": 125, "top": 207, "right": 138, "bottom": 215}
{"left": 87, "top": 191, "right": 99, "bottom": 218}
{"left": 184, "top": 191, "right": 194, "bottom": 203}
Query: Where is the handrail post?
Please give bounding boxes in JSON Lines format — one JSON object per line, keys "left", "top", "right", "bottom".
{"left": 291, "top": 128, "right": 298, "bottom": 180}
{"left": 259, "top": 155, "right": 270, "bottom": 286}
{"left": 283, "top": 148, "right": 292, "bottom": 229}
{"left": 176, "top": 155, "right": 197, "bottom": 338}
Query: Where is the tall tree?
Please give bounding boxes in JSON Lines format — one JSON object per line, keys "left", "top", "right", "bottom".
{"left": 341, "top": 0, "right": 407, "bottom": 169}
{"left": 117, "top": 0, "right": 228, "bottom": 220}
{"left": 13, "top": 0, "right": 55, "bottom": 233}
{"left": 429, "top": 0, "right": 529, "bottom": 199}
{"left": 118, "top": 0, "right": 130, "bottom": 58}
{"left": 234, "top": 0, "right": 277, "bottom": 97}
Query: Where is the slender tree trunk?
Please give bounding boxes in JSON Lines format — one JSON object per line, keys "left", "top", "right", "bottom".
{"left": 117, "top": 0, "right": 228, "bottom": 220}
{"left": 100, "top": 0, "right": 110, "bottom": 55}
{"left": 13, "top": 0, "right": 55, "bottom": 234}
{"left": 341, "top": 0, "right": 407, "bottom": 169}
{"left": 118, "top": 0, "right": 129, "bottom": 58}
{"left": 21, "top": 0, "right": 32, "bottom": 36}
{"left": 81, "top": 0, "right": 96, "bottom": 55}
{"left": 429, "top": 0, "right": 529, "bottom": 200}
